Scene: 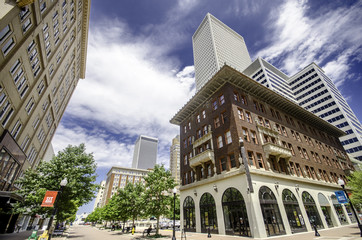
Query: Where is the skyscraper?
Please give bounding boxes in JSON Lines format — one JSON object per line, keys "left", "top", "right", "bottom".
{"left": 169, "top": 135, "right": 180, "bottom": 185}
{"left": 0, "top": 0, "right": 90, "bottom": 233}
{"left": 193, "top": 13, "right": 362, "bottom": 161}
{"left": 192, "top": 13, "right": 252, "bottom": 91}
{"left": 132, "top": 135, "right": 158, "bottom": 170}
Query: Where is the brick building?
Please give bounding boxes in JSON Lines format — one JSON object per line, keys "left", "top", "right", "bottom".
{"left": 170, "top": 65, "right": 356, "bottom": 238}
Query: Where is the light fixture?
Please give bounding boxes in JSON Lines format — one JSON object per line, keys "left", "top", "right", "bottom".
{"left": 193, "top": 189, "right": 197, "bottom": 196}
{"left": 274, "top": 181, "right": 279, "bottom": 190}
{"left": 213, "top": 184, "right": 218, "bottom": 192}
{"left": 337, "top": 178, "right": 345, "bottom": 189}
{"left": 60, "top": 177, "right": 68, "bottom": 187}
{"left": 295, "top": 184, "right": 299, "bottom": 192}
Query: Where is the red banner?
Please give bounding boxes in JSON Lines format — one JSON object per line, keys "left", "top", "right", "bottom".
{"left": 41, "top": 191, "right": 58, "bottom": 207}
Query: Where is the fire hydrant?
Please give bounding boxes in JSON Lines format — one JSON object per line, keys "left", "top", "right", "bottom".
{"left": 132, "top": 227, "right": 135, "bottom": 235}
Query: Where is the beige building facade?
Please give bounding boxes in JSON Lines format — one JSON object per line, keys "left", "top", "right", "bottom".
{"left": 170, "top": 135, "right": 180, "bottom": 186}
{"left": 0, "top": 0, "right": 90, "bottom": 233}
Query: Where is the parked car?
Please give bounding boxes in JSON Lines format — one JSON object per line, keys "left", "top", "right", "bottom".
{"left": 160, "top": 221, "right": 169, "bottom": 229}
{"left": 170, "top": 220, "right": 180, "bottom": 228}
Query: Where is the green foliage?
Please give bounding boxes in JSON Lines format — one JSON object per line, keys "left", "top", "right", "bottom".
{"left": 143, "top": 164, "right": 176, "bottom": 234}
{"left": 86, "top": 207, "right": 103, "bottom": 223}
{"left": 166, "top": 193, "right": 180, "bottom": 220}
{"left": 347, "top": 168, "right": 362, "bottom": 205}
{"left": 15, "top": 144, "right": 99, "bottom": 222}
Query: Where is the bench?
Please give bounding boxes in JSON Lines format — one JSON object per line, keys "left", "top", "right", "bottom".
{"left": 52, "top": 229, "right": 64, "bottom": 237}
{"left": 142, "top": 228, "right": 156, "bottom": 237}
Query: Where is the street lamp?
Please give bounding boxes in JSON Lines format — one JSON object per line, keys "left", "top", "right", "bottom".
{"left": 47, "top": 177, "right": 68, "bottom": 240}
{"left": 337, "top": 178, "right": 362, "bottom": 237}
{"left": 172, "top": 187, "right": 177, "bottom": 240}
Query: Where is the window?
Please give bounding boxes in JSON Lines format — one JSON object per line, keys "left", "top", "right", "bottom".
{"left": 242, "top": 128, "right": 249, "bottom": 142}
{"left": 258, "top": 116, "right": 264, "bottom": 126}
{"left": 214, "top": 116, "right": 220, "bottom": 128}
{"left": 188, "top": 122, "right": 191, "bottom": 129}
{"left": 250, "top": 130, "right": 258, "bottom": 144}
{"left": 203, "top": 125, "right": 208, "bottom": 135}
{"left": 188, "top": 136, "right": 192, "bottom": 146}
{"left": 0, "top": 25, "right": 11, "bottom": 43}
{"left": 253, "top": 101, "right": 259, "bottom": 111}
{"left": 2, "top": 37, "right": 15, "bottom": 56}
{"left": 233, "top": 92, "right": 240, "bottom": 101}
{"left": 296, "top": 132, "right": 301, "bottom": 142}
{"left": 196, "top": 114, "right": 200, "bottom": 123}
{"left": 212, "top": 99, "right": 218, "bottom": 110}
{"left": 22, "top": 18, "right": 32, "bottom": 33}
{"left": 202, "top": 110, "right": 206, "bottom": 119}
{"left": 303, "top": 148, "right": 309, "bottom": 159}
{"left": 298, "top": 147, "right": 304, "bottom": 158}
{"left": 230, "top": 154, "right": 236, "bottom": 168}
{"left": 270, "top": 108, "right": 276, "bottom": 118}
{"left": 240, "top": 95, "right": 247, "bottom": 105}
{"left": 225, "top": 131, "right": 232, "bottom": 144}
{"left": 256, "top": 153, "right": 264, "bottom": 168}
{"left": 247, "top": 151, "right": 255, "bottom": 166}
{"left": 219, "top": 95, "right": 225, "bottom": 105}
{"left": 265, "top": 119, "right": 270, "bottom": 128}
{"left": 197, "top": 129, "right": 202, "bottom": 139}
{"left": 282, "top": 126, "right": 288, "bottom": 136}
{"left": 260, "top": 104, "right": 265, "bottom": 113}
{"left": 25, "top": 97, "right": 34, "bottom": 114}
{"left": 288, "top": 143, "right": 295, "bottom": 155}
{"left": 237, "top": 108, "right": 244, "bottom": 120}
{"left": 220, "top": 157, "right": 227, "bottom": 171}
{"left": 217, "top": 136, "right": 223, "bottom": 148}
{"left": 245, "top": 111, "right": 252, "bottom": 123}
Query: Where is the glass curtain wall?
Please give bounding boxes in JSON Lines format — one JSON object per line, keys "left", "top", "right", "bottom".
{"left": 222, "top": 187, "right": 250, "bottom": 236}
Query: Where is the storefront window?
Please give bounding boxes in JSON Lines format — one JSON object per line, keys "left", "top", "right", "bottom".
{"left": 183, "top": 196, "right": 196, "bottom": 232}
{"left": 302, "top": 191, "right": 323, "bottom": 229}
{"left": 259, "top": 186, "right": 285, "bottom": 236}
{"left": 222, "top": 187, "right": 250, "bottom": 236}
{"left": 331, "top": 194, "right": 348, "bottom": 225}
{"left": 200, "top": 193, "right": 218, "bottom": 233}
{"left": 282, "top": 189, "right": 306, "bottom": 233}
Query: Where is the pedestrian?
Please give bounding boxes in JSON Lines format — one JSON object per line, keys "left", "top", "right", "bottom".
{"left": 147, "top": 225, "right": 152, "bottom": 236}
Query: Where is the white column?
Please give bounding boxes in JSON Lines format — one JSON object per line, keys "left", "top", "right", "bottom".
{"left": 247, "top": 191, "right": 268, "bottom": 238}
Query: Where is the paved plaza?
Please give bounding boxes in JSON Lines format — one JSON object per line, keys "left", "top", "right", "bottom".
{"left": 0, "top": 224, "right": 360, "bottom": 240}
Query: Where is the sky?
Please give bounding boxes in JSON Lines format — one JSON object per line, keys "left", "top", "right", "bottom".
{"left": 51, "top": 0, "right": 362, "bottom": 213}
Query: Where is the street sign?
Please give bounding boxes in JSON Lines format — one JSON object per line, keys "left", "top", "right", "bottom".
{"left": 335, "top": 190, "right": 348, "bottom": 204}
{"left": 41, "top": 191, "right": 58, "bottom": 207}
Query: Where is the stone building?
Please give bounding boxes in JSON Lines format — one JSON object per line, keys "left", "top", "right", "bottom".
{"left": 170, "top": 65, "right": 356, "bottom": 238}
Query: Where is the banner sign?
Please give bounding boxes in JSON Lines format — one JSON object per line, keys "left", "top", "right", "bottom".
{"left": 41, "top": 191, "right": 58, "bottom": 207}
{"left": 335, "top": 190, "right": 349, "bottom": 204}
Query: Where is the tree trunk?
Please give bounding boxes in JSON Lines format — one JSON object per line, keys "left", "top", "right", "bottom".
{"left": 156, "top": 217, "right": 159, "bottom": 235}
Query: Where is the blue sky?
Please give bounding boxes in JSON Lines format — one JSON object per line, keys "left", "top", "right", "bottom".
{"left": 51, "top": 0, "right": 362, "bottom": 213}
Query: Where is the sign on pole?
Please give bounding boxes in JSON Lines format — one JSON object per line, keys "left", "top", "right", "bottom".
{"left": 335, "top": 190, "right": 348, "bottom": 204}
{"left": 41, "top": 191, "right": 58, "bottom": 207}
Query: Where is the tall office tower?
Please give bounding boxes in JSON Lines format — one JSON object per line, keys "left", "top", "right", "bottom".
{"left": 0, "top": 0, "right": 90, "bottom": 233}
{"left": 289, "top": 63, "right": 362, "bottom": 161}
{"left": 132, "top": 135, "right": 158, "bottom": 170}
{"left": 101, "top": 166, "right": 149, "bottom": 206}
{"left": 169, "top": 135, "right": 180, "bottom": 185}
{"left": 192, "top": 13, "right": 252, "bottom": 91}
{"left": 93, "top": 180, "right": 105, "bottom": 211}
{"left": 243, "top": 57, "right": 296, "bottom": 102}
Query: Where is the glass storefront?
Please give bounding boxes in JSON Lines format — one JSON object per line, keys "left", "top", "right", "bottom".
{"left": 183, "top": 196, "right": 196, "bottom": 232}
{"left": 318, "top": 193, "right": 334, "bottom": 227}
{"left": 222, "top": 187, "right": 250, "bottom": 236}
{"left": 259, "top": 186, "right": 285, "bottom": 236}
{"left": 331, "top": 194, "right": 348, "bottom": 225}
{"left": 302, "top": 191, "right": 323, "bottom": 229}
{"left": 282, "top": 189, "right": 306, "bottom": 233}
{"left": 200, "top": 192, "right": 218, "bottom": 234}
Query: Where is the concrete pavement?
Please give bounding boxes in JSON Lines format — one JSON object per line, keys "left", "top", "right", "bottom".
{"left": 0, "top": 224, "right": 360, "bottom": 240}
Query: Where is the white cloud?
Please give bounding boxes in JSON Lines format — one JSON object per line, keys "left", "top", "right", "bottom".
{"left": 52, "top": 18, "right": 195, "bottom": 170}
{"left": 255, "top": 0, "right": 362, "bottom": 86}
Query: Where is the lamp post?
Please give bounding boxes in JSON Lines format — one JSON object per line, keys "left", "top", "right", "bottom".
{"left": 47, "top": 177, "right": 68, "bottom": 240}
{"left": 337, "top": 178, "right": 362, "bottom": 237}
{"left": 172, "top": 187, "right": 177, "bottom": 240}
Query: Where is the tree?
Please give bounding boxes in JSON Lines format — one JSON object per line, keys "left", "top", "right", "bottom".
{"left": 347, "top": 168, "right": 362, "bottom": 206}
{"left": 143, "top": 164, "right": 176, "bottom": 235}
{"left": 15, "top": 144, "right": 99, "bottom": 222}
{"left": 120, "top": 182, "right": 144, "bottom": 225}
{"left": 86, "top": 207, "right": 103, "bottom": 223}
{"left": 166, "top": 193, "right": 180, "bottom": 220}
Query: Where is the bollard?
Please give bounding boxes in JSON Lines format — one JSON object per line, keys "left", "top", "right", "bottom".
{"left": 207, "top": 227, "right": 211, "bottom": 238}
{"left": 313, "top": 224, "right": 320, "bottom": 237}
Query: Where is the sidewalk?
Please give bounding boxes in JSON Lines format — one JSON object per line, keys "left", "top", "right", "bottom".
{"left": 0, "top": 229, "right": 67, "bottom": 240}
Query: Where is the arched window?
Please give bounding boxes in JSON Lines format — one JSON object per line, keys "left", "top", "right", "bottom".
{"left": 282, "top": 189, "right": 306, "bottom": 233}
{"left": 302, "top": 191, "right": 323, "bottom": 229}
{"left": 259, "top": 186, "right": 285, "bottom": 236}
{"left": 317, "top": 193, "right": 334, "bottom": 227}
{"left": 331, "top": 194, "right": 347, "bottom": 225}
{"left": 222, "top": 188, "right": 250, "bottom": 236}
{"left": 200, "top": 193, "right": 218, "bottom": 233}
{"left": 183, "top": 196, "right": 196, "bottom": 232}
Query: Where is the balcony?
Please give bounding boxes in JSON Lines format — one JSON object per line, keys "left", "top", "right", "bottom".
{"left": 193, "top": 126, "right": 212, "bottom": 148}
{"left": 263, "top": 142, "right": 292, "bottom": 161}
{"left": 189, "top": 149, "right": 215, "bottom": 169}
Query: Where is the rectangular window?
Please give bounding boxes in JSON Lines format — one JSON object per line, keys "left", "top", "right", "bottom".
{"left": 212, "top": 99, "right": 218, "bottom": 110}
{"left": 25, "top": 97, "right": 34, "bottom": 114}
{"left": 2, "top": 37, "right": 15, "bottom": 56}
{"left": 250, "top": 130, "right": 258, "bottom": 144}
{"left": 217, "top": 135, "right": 223, "bottom": 148}
{"left": 0, "top": 25, "right": 11, "bottom": 43}
{"left": 247, "top": 151, "right": 255, "bottom": 166}
{"left": 233, "top": 92, "right": 240, "bottom": 101}
{"left": 230, "top": 154, "right": 236, "bottom": 168}
{"left": 202, "top": 110, "right": 206, "bottom": 119}
{"left": 219, "top": 94, "right": 225, "bottom": 105}
{"left": 203, "top": 125, "right": 208, "bottom": 135}
{"left": 214, "top": 117, "right": 220, "bottom": 128}
{"left": 242, "top": 128, "right": 249, "bottom": 142}
{"left": 237, "top": 108, "right": 244, "bottom": 120}
{"left": 256, "top": 153, "right": 264, "bottom": 168}
{"left": 220, "top": 157, "right": 227, "bottom": 171}
{"left": 245, "top": 111, "right": 252, "bottom": 123}
{"left": 240, "top": 95, "right": 247, "bottom": 105}
{"left": 225, "top": 131, "right": 232, "bottom": 144}
{"left": 22, "top": 18, "right": 32, "bottom": 33}
{"left": 196, "top": 114, "right": 200, "bottom": 123}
